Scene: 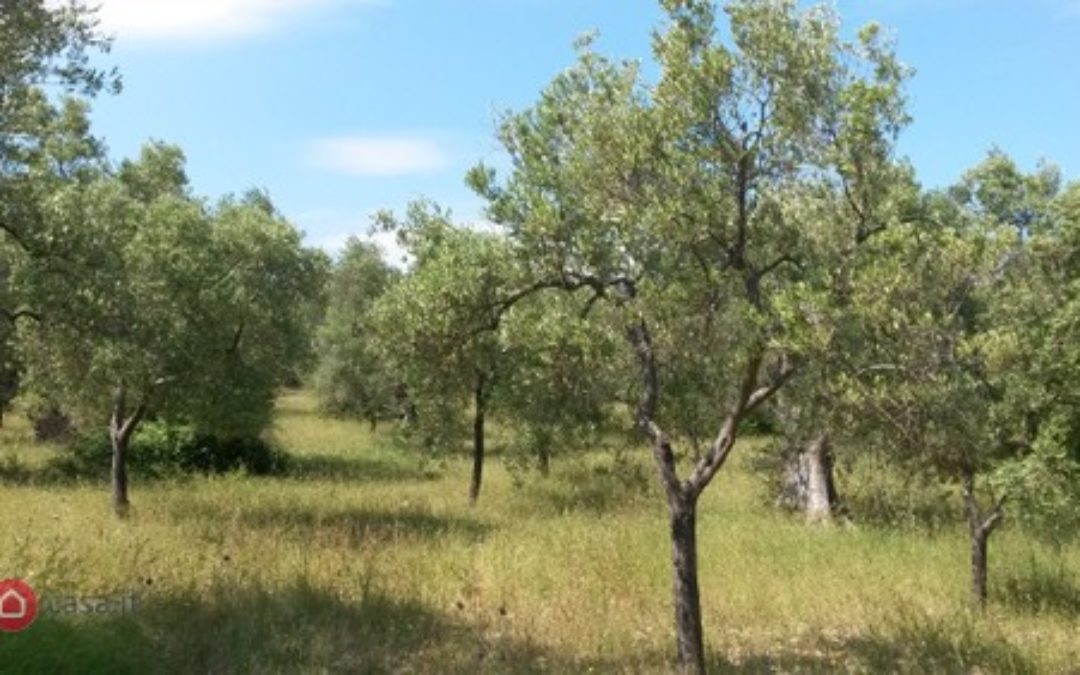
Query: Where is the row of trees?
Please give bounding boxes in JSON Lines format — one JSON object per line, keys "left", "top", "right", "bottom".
{"left": 5, "top": 1, "right": 1077, "bottom": 672}
{"left": 313, "top": 1, "right": 1080, "bottom": 671}
{"left": 1, "top": 1, "right": 324, "bottom": 514}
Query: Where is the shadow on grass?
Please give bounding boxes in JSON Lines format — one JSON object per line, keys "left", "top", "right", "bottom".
{"left": 285, "top": 452, "right": 438, "bottom": 484}
{"left": 0, "top": 453, "right": 174, "bottom": 488}
{"left": 713, "top": 611, "right": 1036, "bottom": 674}
{"left": 0, "top": 447, "right": 435, "bottom": 489}
{"left": 0, "top": 584, "right": 1044, "bottom": 674}
{"left": 838, "top": 618, "right": 1036, "bottom": 674}
{"left": 171, "top": 501, "right": 492, "bottom": 545}
{"left": 0, "top": 582, "right": 589, "bottom": 674}
{"left": 1001, "top": 563, "right": 1080, "bottom": 618}
{"left": 515, "top": 460, "right": 654, "bottom": 516}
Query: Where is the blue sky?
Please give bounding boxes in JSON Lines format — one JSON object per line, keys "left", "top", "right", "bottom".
{"left": 85, "top": 0, "right": 1080, "bottom": 256}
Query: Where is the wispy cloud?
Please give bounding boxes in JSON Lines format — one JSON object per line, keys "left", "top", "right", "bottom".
{"left": 293, "top": 209, "right": 410, "bottom": 267}
{"left": 303, "top": 135, "right": 452, "bottom": 177}
{"left": 91, "top": 0, "right": 378, "bottom": 42}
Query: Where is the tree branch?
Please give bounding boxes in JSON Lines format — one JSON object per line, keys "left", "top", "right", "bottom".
{"left": 1, "top": 307, "right": 42, "bottom": 324}
{"left": 628, "top": 319, "right": 682, "bottom": 500}
{"left": 752, "top": 254, "right": 800, "bottom": 284}
{"left": 745, "top": 352, "right": 798, "bottom": 413}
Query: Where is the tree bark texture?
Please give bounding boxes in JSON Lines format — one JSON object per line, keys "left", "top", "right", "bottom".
{"left": 778, "top": 432, "right": 837, "bottom": 522}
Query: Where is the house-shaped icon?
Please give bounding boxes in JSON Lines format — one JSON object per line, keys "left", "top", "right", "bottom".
{"left": 0, "top": 588, "right": 27, "bottom": 619}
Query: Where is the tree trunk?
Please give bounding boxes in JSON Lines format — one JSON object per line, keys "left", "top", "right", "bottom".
{"left": 778, "top": 432, "right": 837, "bottom": 522}
{"left": 970, "top": 525, "right": 990, "bottom": 608}
{"left": 670, "top": 494, "right": 706, "bottom": 674}
{"left": 628, "top": 321, "right": 794, "bottom": 673}
{"left": 468, "top": 373, "right": 487, "bottom": 505}
{"left": 109, "top": 383, "right": 145, "bottom": 518}
{"left": 804, "top": 433, "right": 836, "bottom": 522}
{"left": 538, "top": 443, "right": 550, "bottom": 476}
{"left": 961, "top": 468, "right": 1004, "bottom": 610}
{"left": 110, "top": 428, "right": 130, "bottom": 516}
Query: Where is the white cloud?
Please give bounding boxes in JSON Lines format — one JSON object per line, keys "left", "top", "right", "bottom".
{"left": 294, "top": 210, "right": 410, "bottom": 268}
{"left": 90, "top": 0, "right": 375, "bottom": 42}
{"left": 303, "top": 136, "right": 451, "bottom": 177}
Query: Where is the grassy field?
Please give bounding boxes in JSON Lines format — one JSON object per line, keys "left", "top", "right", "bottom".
{"left": 0, "top": 391, "right": 1077, "bottom": 673}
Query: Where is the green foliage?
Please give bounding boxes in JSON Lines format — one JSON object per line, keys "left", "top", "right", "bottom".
{"left": 369, "top": 203, "right": 516, "bottom": 453}
{"left": 1, "top": 0, "right": 117, "bottom": 256}
{"left": 838, "top": 154, "right": 1080, "bottom": 540}
{"left": 13, "top": 145, "right": 323, "bottom": 441}
{"left": 313, "top": 238, "right": 400, "bottom": 421}
{"left": 839, "top": 451, "right": 960, "bottom": 531}
{"left": 472, "top": 0, "right": 915, "bottom": 485}
{"left": 66, "top": 421, "right": 287, "bottom": 478}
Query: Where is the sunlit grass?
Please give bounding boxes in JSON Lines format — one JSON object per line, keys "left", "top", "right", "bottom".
{"left": 0, "top": 390, "right": 1076, "bottom": 673}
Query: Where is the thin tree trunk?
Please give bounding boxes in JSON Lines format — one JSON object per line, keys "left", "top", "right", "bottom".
{"left": 970, "top": 526, "right": 990, "bottom": 608}
{"left": 538, "top": 443, "right": 550, "bottom": 476}
{"left": 468, "top": 373, "right": 487, "bottom": 505}
{"left": 961, "top": 467, "right": 1004, "bottom": 610}
{"left": 629, "top": 321, "right": 795, "bottom": 673}
{"left": 670, "top": 494, "right": 706, "bottom": 674}
{"left": 110, "top": 427, "right": 130, "bottom": 516}
{"left": 109, "top": 383, "right": 145, "bottom": 518}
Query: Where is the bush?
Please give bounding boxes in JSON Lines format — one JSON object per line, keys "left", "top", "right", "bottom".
{"left": 31, "top": 405, "right": 75, "bottom": 442}
{"left": 838, "top": 451, "right": 959, "bottom": 530}
{"left": 66, "top": 421, "right": 288, "bottom": 478}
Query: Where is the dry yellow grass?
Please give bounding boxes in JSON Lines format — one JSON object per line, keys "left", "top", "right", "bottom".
{"left": 0, "top": 391, "right": 1076, "bottom": 673}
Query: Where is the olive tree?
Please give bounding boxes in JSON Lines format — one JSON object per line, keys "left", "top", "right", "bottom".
{"left": 468, "top": 1, "right": 910, "bottom": 669}
{"left": 15, "top": 144, "right": 321, "bottom": 515}
{"left": 312, "top": 237, "right": 400, "bottom": 425}
{"left": 1, "top": 0, "right": 117, "bottom": 262}
{"left": 368, "top": 202, "right": 519, "bottom": 504}
{"left": 844, "top": 153, "right": 1078, "bottom": 608}
{"left": 1, "top": 0, "right": 119, "bottom": 425}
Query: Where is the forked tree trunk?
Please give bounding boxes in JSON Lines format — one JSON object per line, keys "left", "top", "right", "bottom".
{"left": 670, "top": 494, "right": 705, "bottom": 673}
{"left": 961, "top": 468, "right": 1004, "bottom": 609}
{"left": 468, "top": 373, "right": 487, "bottom": 505}
{"left": 109, "top": 383, "right": 145, "bottom": 518}
{"left": 629, "top": 321, "right": 795, "bottom": 674}
{"left": 779, "top": 432, "right": 837, "bottom": 522}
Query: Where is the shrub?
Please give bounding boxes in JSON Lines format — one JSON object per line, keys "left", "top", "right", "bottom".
{"left": 838, "top": 451, "right": 959, "bottom": 530}
{"left": 66, "top": 421, "right": 288, "bottom": 478}
{"left": 31, "top": 405, "right": 75, "bottom": 442}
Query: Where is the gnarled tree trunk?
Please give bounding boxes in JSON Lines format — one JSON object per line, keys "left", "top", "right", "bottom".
{"left": 778, "top": 432, "right": 838, "bottom": 522}
{"left": 670, "top": 492, "right": 705, "bottom": 673}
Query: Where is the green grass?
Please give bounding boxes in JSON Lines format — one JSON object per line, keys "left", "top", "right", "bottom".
{"left": 0, "top": 391, "right": 1077, "bottom": 673}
